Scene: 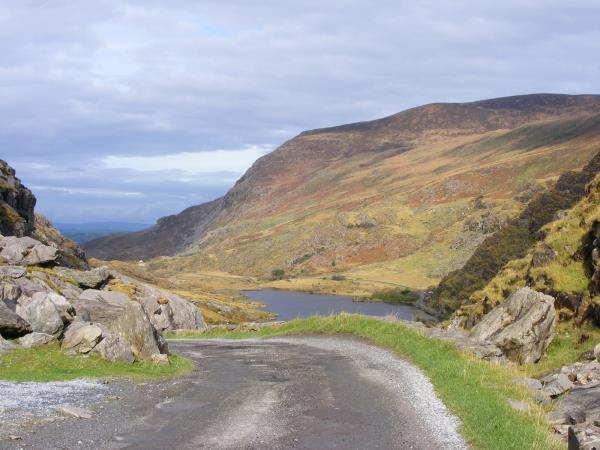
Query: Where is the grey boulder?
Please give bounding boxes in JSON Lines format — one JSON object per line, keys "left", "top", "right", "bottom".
{"left": 74, "top": 289, "right": 165, "bottom": 361}
{"left": 0, "top": 300, "right": 32, "bottom": 338}
{"left": 20, "top": 292, "right": 74, "bottom": 336}
{"left": 62, "top": 322, "right": 103, "bottom": 354}
{"left": 56, "top": 266, "right": 111, "bottom": 289}
{"left": 471, "top": 287, "right": 556, "bottom": 364}
{"left": 0, "top": 236, "right": 58, "bottom": 266}
{"left": 19, "top": 332, "right": 56, "bottom": 347}
{"left": 91, "top": 333, "right": 135, "bottom": 363}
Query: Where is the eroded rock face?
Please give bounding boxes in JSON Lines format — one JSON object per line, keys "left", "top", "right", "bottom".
{"left": 0, "top": 300, "right": 32, "bottom": 338}
{"left": 471, "top": 287, "right": 556, "bottom": 364}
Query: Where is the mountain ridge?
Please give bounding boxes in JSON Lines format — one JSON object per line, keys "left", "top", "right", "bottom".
{"left": 84, "top": 94, "right": 600, "bottom": 286}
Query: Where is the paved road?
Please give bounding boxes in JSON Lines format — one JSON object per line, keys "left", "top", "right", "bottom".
{"left": 1, "top": 337, "right": 466, "bottom": 450}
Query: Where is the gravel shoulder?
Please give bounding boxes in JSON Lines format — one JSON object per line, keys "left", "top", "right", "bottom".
{"left": 0, "top": 336, "right": 466, "bottom": 450}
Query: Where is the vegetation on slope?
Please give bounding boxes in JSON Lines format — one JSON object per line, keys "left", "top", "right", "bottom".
{"left": 453, "top": 170, "right": 600, "bottom": 327}
{"left": 168, "top": 314, "right": 561, "bottom": 450}
{"left": 431, "top": 150, "right": 600, "bottom": 316}
{"left": 0, "top": 345, "right": 193, "bottom": 382}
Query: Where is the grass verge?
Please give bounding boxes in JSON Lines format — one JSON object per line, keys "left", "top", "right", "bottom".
{"left": 0, "top": 345, "right": 193, "bottom": 382}
{"left": 168, "top": 314, "right": 562, "bottom": 450}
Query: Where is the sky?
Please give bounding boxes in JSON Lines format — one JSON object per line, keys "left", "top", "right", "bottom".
{"left": 1, "top": 0, "right": 599, "bottom": 224}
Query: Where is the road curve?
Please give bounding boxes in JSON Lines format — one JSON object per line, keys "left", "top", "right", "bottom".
{"left": 1, "top": 336, "right": 467, "bottom": 450}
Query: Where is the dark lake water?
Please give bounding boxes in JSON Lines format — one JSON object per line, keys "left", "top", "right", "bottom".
{"left": 245, "top": 289, "right": 434, "bottom": 322}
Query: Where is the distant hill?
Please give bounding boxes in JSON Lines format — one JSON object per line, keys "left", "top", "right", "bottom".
{"left": 84, "top": 94, "right": 600, "bottom": 289}
{"left": 56, "top": 222, "right": 152, "bottom": 244}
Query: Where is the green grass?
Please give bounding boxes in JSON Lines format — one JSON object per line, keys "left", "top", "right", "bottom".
{"left": 0, "top": 345, "right": 193, "bottom": 382}
{"left": 168, "top": 314, "right": 562, "bottom": 450}
{"left": 523, "top": 323, "right": 600, "bottom": 378}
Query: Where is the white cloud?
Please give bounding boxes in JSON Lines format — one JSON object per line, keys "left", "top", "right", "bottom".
{"left": 30, "top": 185, "right": 144, "bottom": 198}
{"left": 101, "top": 146, "right": 273, "bottom": 174}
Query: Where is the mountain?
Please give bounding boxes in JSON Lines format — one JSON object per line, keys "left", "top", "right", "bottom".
{"left": 0, "top": 159, "right": 88, "bottom": 269}
{"left": 84, "top": 94, "right": 600, "bottom": 287}
{"left": 55, "top": 222, "right": 152, "bottom": 244}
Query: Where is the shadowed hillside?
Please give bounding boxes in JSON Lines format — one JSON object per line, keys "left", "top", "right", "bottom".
{"left": 85, "top": 94, "right": 600, "bottom": 288}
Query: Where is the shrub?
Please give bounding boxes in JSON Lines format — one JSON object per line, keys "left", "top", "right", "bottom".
{"left": 271, "top": 269, "right": 285, "bottom": 280}
{"left": 371, "top": 287, "right": 419, "bottom": 304}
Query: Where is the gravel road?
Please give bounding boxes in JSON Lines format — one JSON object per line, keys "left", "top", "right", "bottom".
{"left": 0, "top": 336, "right": 467, "bottom": 450}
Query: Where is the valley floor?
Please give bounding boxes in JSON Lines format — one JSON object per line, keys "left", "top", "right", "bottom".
{"left": 1, "top": 337, "right": 465, "bottom": 450}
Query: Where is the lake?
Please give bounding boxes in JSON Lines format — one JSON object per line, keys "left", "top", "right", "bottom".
{"left": 245, "top": 289, "right": 434, "bottom": 322}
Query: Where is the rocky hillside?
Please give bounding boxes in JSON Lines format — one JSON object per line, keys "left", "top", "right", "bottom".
{"left": 0, "top": 233, "right": 207, "bottom": 364}
{"left": 85, "top": 94, "right": 600, "bottom": 287}
{"left": 444, "top": 165, "right": 600, "bottom": 328}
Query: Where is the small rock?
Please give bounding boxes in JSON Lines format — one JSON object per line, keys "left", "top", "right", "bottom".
{"left": 542, "top": 373, "right": 574, "bottom": 397}
{"left": 594, "top": 343, "right": 600, "bottom": 360}
{"left": 547, "top": 411, "right": 570, "bottom": 425}
{"left": 8, "top": 435, "right": 22, "bottom": 441}
{"left": 151, "top": 353, "right": 169, "bottom": 365}
{"left": 507, "top": 398, "right": 530, "bottom": 412}
{"left": 513, "top": 377, "right": 542, "bottom": 391}
{"left": 56, "top": 405, "right": 93, "bottom": 419}
{"left": 19, "top": 332, "right": 55, "bottom": 348}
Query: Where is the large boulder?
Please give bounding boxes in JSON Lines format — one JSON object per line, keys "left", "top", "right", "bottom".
{"left": 0, "top": 300, "right": 31, "bottom": 338}
{"left": 108, "top": 302, "right": 163, "bottom": 360}
{"left": 19, "top": 292, "right": 74, "bottom": 337}
{"left": 56, "top": 266, "right": 111, "bottom": 289}
{"left": 110, "top": 271, "right": 207, "bottom": 332}
{"left": 19, "top": 332, "right": 56, "bottom": 348}
{"left": 0, "top": 159, "right": 36, "bottom": 237}
{"left": 74, "top": 289, "right": 164, "bottom": 360}
{"left": 90, "top": 333, "right": 135, "bottom": 363}
{"left": 0, "top": 236, "right": 58, "bottom": 266}
{"left": 471, "top": 287, "right": 556, "bottom": 364}
{"left": 62, "top": 322, "right": 103, "bottom": 354}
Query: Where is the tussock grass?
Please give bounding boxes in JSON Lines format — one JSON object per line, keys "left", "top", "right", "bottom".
{"left": 0, "top": 345, "right": 193, "bottom": 382}
{"left": 169, "top": 314, "right": 562, "bottom": 450}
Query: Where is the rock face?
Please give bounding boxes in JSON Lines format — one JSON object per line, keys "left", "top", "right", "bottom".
{"left": 0, "top": 159, "right": 36, "bottom": 237}
{"left": 0, "top": 300, "right": 32, "bottom": 338}
{"left": 471, "top": 287, "right": 556, "bottom": 364}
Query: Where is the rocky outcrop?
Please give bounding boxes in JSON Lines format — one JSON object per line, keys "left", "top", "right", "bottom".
{"left": 471, "top": 288, "right": 556, "bottom": 364}
{"left": 0, "top": 159, "right": 36, "bottom": 237}
{"left": 33, "top": 213, "right": 88, "bottom": 270}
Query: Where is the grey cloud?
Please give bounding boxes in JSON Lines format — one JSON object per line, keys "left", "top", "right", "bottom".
{"left": 0, "top": 0, "right": 599, "bottom": 222}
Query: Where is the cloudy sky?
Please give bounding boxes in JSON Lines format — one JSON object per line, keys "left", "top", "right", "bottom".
{"left": 2, "top": 0, "right": 599, "bottom": 224}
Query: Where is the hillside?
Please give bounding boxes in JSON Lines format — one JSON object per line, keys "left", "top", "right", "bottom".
{"left": 447, "top": 166, "right": 600, "bottom": 328}
{"left": 85, "top": 94, "right": 600, "bottom": 288}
